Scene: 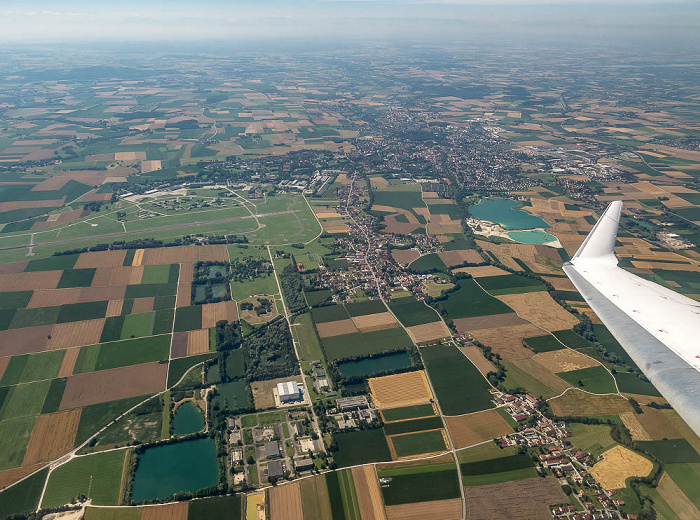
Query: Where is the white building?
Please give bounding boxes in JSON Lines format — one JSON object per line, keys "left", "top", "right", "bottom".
{"left": 277, "top": 381, "right": 301, "bottom": 403}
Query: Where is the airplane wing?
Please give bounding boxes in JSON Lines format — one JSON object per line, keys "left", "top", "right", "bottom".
{"left": 563, "top": 201, "right": 700, "bottom": 436}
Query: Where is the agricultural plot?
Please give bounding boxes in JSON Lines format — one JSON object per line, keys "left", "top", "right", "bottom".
{"left": 436, "top": 279, "right": 512, "bottom": 319}
{"left": 381, "top": 403, "right": 436, "bottom": 422}
{"left": 567, "top": 423, "right": 618, "bottom": 459}
{"left": 332, "top": 428, "right": 392, "bottom": 467}
{"left": 378, "top": 463, "right": 462, "bottom": 506}
{"left": 475, "top": 274, "right": 546, "bottom": 296}
{"left": 614, "top": 371, "right": 662, "bottom": 396}
{"left": 556, "top": 366, "right": 617, "bottom": 394}
{"left": 590, "top": 445, "right": 653, "bottom": 489}
{"left": 0, "top": 350, "right": 64, "bottom": 385}
{"left": 300, "top": 474, "right": 334, "bottom": 520}
{"left": 496, "top": 292, "right": 578, "bottom": 331}
{"left": 268, "top": 480, "right": 303, "bottom": 520}
{"left": 445, "top": 409, "right": 513, "bottom": 448}
{"left": 23, "top": 409, "right": 81, "bottom": 465}
{"left": 0, "top": 467, "right": 48, "bottom": 519}
{"left": 533, "top": 349, "right": 600, "bottom": 373}
{"left": 421, "top": 345, "right": 493, "bottom": 416}
{"left": 369, "top": 371, "right": 433, "bottom": 409}
{"left": 636, "top": 438, "right": 700, "bottom": 464}
{"left": 351, "top": 465, "right": 388, "bottom": 520}
{"left": 389, "top": 429, "right": 448, "bottom": 458}
{"left": 73, "top": 335, "right": 170, "bottom": 374}
{"left": 522, "top": 334, "right": 565, "bottom": 353}
{"left": 460, "top": 453, "right": 537, "bottom": 486}
{"left": 321, "top": 327, "right": 413, "bottom": 361}
{"left": 549, "top": 389, "right": 632, "bottom": 417}
{"left": 0, "top": 416, "right": 36, "bottom": 470}
{"left": 388, "top": 296, "right": 441, "bottom": 327}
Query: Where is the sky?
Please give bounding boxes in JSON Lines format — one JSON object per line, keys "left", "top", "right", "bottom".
{"left": 0, "top": 0, "right": 698, "bottom": 45}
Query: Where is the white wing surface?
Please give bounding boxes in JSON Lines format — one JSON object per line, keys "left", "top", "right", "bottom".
{"left": 563, "top": 201, "right": 700, "bottom": 436}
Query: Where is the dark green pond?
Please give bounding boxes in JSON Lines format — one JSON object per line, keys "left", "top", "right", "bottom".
{"left": 338, "top": 352, "right": 412, "bottom": 378}
{"left": 131, "top": 438, "right": 218, "bottom": 502}
{"left": 173, "top": 402, "right": 205, "bottom": 435}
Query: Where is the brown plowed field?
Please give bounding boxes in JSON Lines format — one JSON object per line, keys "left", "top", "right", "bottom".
{"left": 0, "top": 357, "right": 8, "bottom": 380}
{"left": 533, "top": 349, "right": 600, "bottom": 372}
{"left": 323, "top": 221, "right": 351, "bottom": 234}
{"left": 369, "top": 371, "right": 433, "bottom": 409}
{"left": 452, "top": 265, "right": 507, "bottom": 277}
{"left": 352, "top": 312, "right": 398, "bottom": 332}
{"left": 469, "top": 324, "right": 543, "bottom": 361}
{"left": 90, "top": 267, "right": 113, "bottom": 287}
{"left": 658, "top": 472, "right": 700, "bottom": 519}
{"left": 496, "top": 293, "right": 578, "bottom": 331}
{"left": 141, "top": 502, "right": 189, "bottom": 520}
{"left": 58, "top": 347, "right": 81, "bottom": 377}
{"left": 0, "top": 325, "right": 51, "bottom": 355}
{"left": 391, "top": 249, "right": 420, "bottom": 266}
{"left": 458, "top": 347, "right": 496, "bottom": 377}
{"left": 269, "top": 481, "right": 303, "bottom": 520}
{"left": 176, "top": 282, "right": 191, "bottom": 307}
{"left": 109, "top": 266, "right": 144, "bottom": 286}
{"left": 132, "top": 297, "right": 155, "bottom": 314}
{"left": 178, "top": 263, "right": 194, "bottom": 284}
{"left": 187, "top": 329, "right": 210, "bottom": 356}
{"left": 300, "top": 474, "right": 333, "bottom": 520}
{"left": 0, "top": 270, "right": 62, "bottom": 291}
{"left": 316, "top": 319, "right": 358, "bottom": 338}
{"left": 201, "top": 301, "right": 239, "bottom": 328}
{"left": 512, "top": 358, "right": 571, "bottom": 394}
{"left": 620, "top": 412, "right": 652, "bottom": 441}
{"left": 438, "top": 250, "right": 483, "bottom": 267}
{"left": 623, "top": 392, "right": 668, "bottom": 406}
{"left": 46, "top": 319, "right": 105, "bottom": 351}
{"left": 0, "top": 464, "right": 44, "bottom": 490}
{"left": 132, "top": 249, "right": 145, "bottom": 266}
{"left": 106, "top": 300, "right": 124, "bottom": 317}
{"left": 453, "top": 313, "right": 528, "bottom": 333}
{"left": 549, "top": 389, "right": 632, "bottom": 417}
{"left": 80, "top": 285, "right": 126, "bottom": 302}
{"left": 142, "top": 245, "right": 228, "bottom": 265}
{"left": 352, "top": 465, "right": 388, "bottom": 520}
{"left": 28, "top": 288, "right": 81, "bottom": 308}
{"left": 635, "top": 407, "right": 681, "bottom": 440}
{"left": 591, "top": 445, "right": 652, "bottom": 489}
{"left": 60, "top": 362, "right": 167, "bottom": 409}
{"left": 23, "top": 408, "right": 81, "bottom": 465}
{"left": 464, "top": 476, "right": 567, "bottom": 520}
{"left": 445, "top": 409, "right": 513, "bottom": 448}
{"left": 0, "top": 199, "right": 64, "bottom": 211}
{"left": 170, "top": 332, "right": 188, "bottom": 359}
{"left": 74, "top": 250, "right": 127, "bottom": 269}
{"left": 406, "top": 321, "right": 450, "bottom": 344}
{"left": 0, "top": 261, "right": 28, "bottom": 274}
{"left": 386, "top": 499, "right": 461, "bottom": 520}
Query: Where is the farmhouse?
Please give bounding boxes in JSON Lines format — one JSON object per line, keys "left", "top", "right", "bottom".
{"left": 277, "top": 381, "right": 301, "bottom": 403}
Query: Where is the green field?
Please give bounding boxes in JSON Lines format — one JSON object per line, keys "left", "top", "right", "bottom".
{"left": 73, "top": 335, "right": 171, "bottom": 374}
{"left": 310, "top": 304, "right": 350, "bottom": 323}
{"left": 332, "top": 428, "right": 392, "bottom": 467}
{"left": 421, "top": 345, "right": 493, "bottom": 415}
{"left": 0, "top": 467, "right": 49, "bottom": 519}
{"left": 42, "top": 449, "right": 127, "bottom": 507}
{"left": 384, "top": 416, "right": 443, "bottom": 435}
{"left": 637, "top": 439, "right": 700, "bottom": 464}
{"left": 567, "top": 423, "right": 617, "bottom": 459}
{"left": 436, "top": 278, "right": 512, "bottom": 319}
{"left": 522, "top": 334, "right": 565, "bottom": 353}
{"left": 556, "top": 366, "right": 617, "bottom": 394}
{"left": 10, "top": 305, "right": 60, "bottom": 328}
{"left": 0, "top": 291, "right": 32, "bottom": 310}
{"left": 382, "top": 403, "right": 436, "bottom": 422}
{"left": 57, "top": 268, "right": 96, "bottom": 288}
{"left": 409, "top": 254, "right": 447, "bottom": 273}
{"left": 291, "top": 312, "right": 324, "bottom": 361}
{"left": 56, "top": 301, "right": 108, "bottom": 324}
{"left": 389, "top": 296, "right": 441, "bottom": 327}
{"left": 378, "top": 464, "right": 461, "bottom": 506}
{"left": 0, "top": 350, "right": 64, "bottom": 385}
{"left": 142, "top": 264, "right": 171, "bottom": 284}
{"left": 120, "top": 312, "right": 154, "bottom": 339}
{"left": 224, "top": 349, "right": 246, "bottom": 379}
{"left": 460, "top": 453, "right": 537, "bottom": 486}
{"left": 304, "top": 289, "right": 332, "bottom": 307}
{"left": 125, "top": 283, "right": 178, "bottom": 299}
{"left": 41, "top": 377, "right": 67, "bottom": 414}
{"left": 501, "top": 360, "right": 558, "bottom": 399}
{"left": 372, "top": 187, "right": 424, "bottom": 212}
{"left": 174, "top": 305, "right": 203, "bottom": 332}
{"left": 187, "top": 495, "right": 242, "bottom": 520}
{"left": 476, "top": 274, "right": 546, "bottom": 295}
{"left": 665, "top": 463, "right": 700, "bottom": 510}
{"left": 0, "top": 379, "right": 51, "bottom": 420}
{"left": 551, "top": 330, "right": 592, "bottom": 349}
{"left": 74, "top": 396, "right": 148, "bottom": 447}
{"left": 614, "top": 371, "right": 662, "bottom": 396}
{"left": 152, "top": 308, "right": 175, "bottom": 335}
{"left": 336, "top": 468, "right": 361, "bottom": 520}
{"left": 322, "top": 327, "right": 413, "bottom": 361}
{"left": 0, "top": 415, "right": 36, "bottom": 469}
{"left": 345, "top": 299, "right": 387, "bottom": 317}
{"left": 593, "top": 324, "right": 638, "bottom": 369}
{"left": 391, "top": 429, "right": 447, "bottom": 457}
{"left": 167, "top": 354, "right": 216, "bottom": 387}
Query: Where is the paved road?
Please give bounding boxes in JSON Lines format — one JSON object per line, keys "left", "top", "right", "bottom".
{"left": 0, "top": 209, "right": 298, "bottom": 252}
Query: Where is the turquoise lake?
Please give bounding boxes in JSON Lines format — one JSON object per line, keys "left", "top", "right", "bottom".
{"left": 131, "top": 438, "right": 218, "bottom": 502}
{"left": 173, "top": 402, "right": 205, "bottom": 435}
{"left": 338, "top": 352, "right": 412, "bottom": 378}
{"left": 469, "top": 198, "right": 550, "bottom": 230}
{"left": 507, "top": 230, "right": 557, "bottom": 244}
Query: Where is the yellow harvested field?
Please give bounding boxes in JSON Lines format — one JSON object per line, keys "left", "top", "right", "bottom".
{"left": 469, "top": 324, "right": 543, "bottom": 361}
{"left": 386, "top": 499, "right": 461, "bottom": 520}
{"left": 620, "top": 412, "right": 652, "bottom": 441}
{"left": 268, "top": 481, "right": 303, "bottom": 520}
{"left": 201, "top": 300, "right": 239, "bottom": 328}
{"left": 109, "top": 265, "right": 144, "bottom": 286}
{"left": 496, "top": 292, "right": 578, "bottom": 331}
{"left": 246, "top": 492, "right": 266, "bottom": 520}
{"left": 352, "top": 312, "right": 399, "bottom": 332}
{"left": 633, "top": 407, "right": 681, "bottom": 441}
{"left": 58, "top": 347, "right": 80, "bottom": 377}
{"left": 458, "top": 347, "right": 497, "bottom": 377}
{"left": 141, "top": 160, "right": 162, "bottom": 173}
{"left": 132, "top": 248, "right": 145, "bottom": 266}
{"left": 74, "top": 250, "right": 127, "bottom": 269}
{"left": 351, "top": 465, "right": 388, "bottom": 520}
{"left": 315, "top": 211, "right": 342, "bottom": 219}
{"left": 657, "top": 472, "right": 700, "bottom": 519}
{"left": 114, "top": 151, "right": 146, "bottom": 161}
{"left": 23, "top": 408, "right": 81, "bottom": 465}
{"left": 512, "top": 358, "right": 572, "bottom": 394}
{"left": 406, "top": 321, "right": 451, "bottom": 345}
{"left": 369, "top": 176, "right": 389, "bottom": 189}
{"left": 591, "top": 445, "right": 652, "bottom": 490}
{"left": 106, "top": 299, "right": 124, "bottom": 317}
{"left": 549, "top": 389, "right": 632, "bottom": 417}
{"left": 453, "top": 313, "right": 528, "bottom": 333}
{"left": 187, "top": 329, "right": 210, "bottom": 356}
{"left": 323, "top": 221, "right": 351, "bottom": 233}
{"left": 532, "top": 349, "right": 600, "bottom": 372}
{"left": 316, "top": 318, "right": 358, "bottom": 338}
{"left": 369, "top": 371, "right": 434, "bottom": 409}
{"left": 445, "top": 409, "right": 513, "bottom": 448}
{"left": 45, "top": 319, "right": 105, "bottom": 351}
{"left": 28, "top": 288, "right": 82, "bottom": 308}
{"left": 453, "top": 265, "right": 508, "bottom": 277}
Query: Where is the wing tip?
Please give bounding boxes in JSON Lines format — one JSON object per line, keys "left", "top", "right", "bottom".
{"left": 572, "top": 201, "right": 623, "bottom": 261}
